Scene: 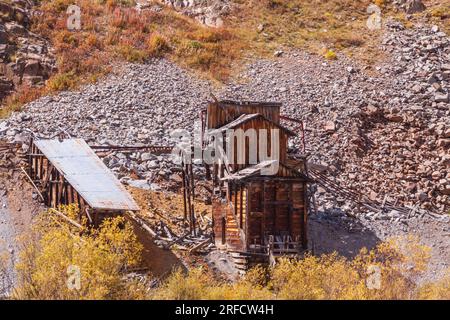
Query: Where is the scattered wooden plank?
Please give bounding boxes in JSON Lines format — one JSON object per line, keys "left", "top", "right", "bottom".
{"left": 20, "top": 166, "right": 45, "bottom": 201}
{"left": 189, "top": 238, "right": 211, "bottom": 253}
{"left": 49, "top": 208, "right": 83, "bottom": 229}
{"left": 161, "top": 222, "right": 174, "bottom": 240}
{"left": 127, "top": 211, "right": 170, "bottom": 241}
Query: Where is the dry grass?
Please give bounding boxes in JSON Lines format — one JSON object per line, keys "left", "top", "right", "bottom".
{"left": 1, "top": 0, "right": 448, "bottom": 117}
{"left": 0, "top": 0, "right": 242, "bottom": 117}
{"left": 230, "top": 0, "right": 384, "bottom": 63}
{"left": 0, "top": 86, "right": 43, "bottom": 119}
{"left": 31, "top": 0, "right": 242, "bottom": 83}
{"left": 425, "top": 1, "right": 450, "bottom": 34}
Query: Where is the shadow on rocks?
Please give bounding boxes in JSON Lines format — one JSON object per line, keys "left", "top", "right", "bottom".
{"left": 308, "top": 208, "right": 381, "bottom": 259}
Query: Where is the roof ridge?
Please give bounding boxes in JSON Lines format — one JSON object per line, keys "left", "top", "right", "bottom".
{"left": 210, "top": 113, "right": 296, "bottom": 136}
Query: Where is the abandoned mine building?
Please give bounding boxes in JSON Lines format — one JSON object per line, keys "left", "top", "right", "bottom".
{"left": 201, "top": 100, "right": 311, "bottom": 269}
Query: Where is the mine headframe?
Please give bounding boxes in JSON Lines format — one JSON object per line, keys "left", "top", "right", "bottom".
{"left": 197, "top": 99, "right": 311, "bottom": 265}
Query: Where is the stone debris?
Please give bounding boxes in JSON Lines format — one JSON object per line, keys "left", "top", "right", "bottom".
{"left": 1, "top": 59, "right": 212, "bottom": 186}
{"left": 391, "top": 0, "right": 426, "bottom": 14}
{"left": 222, "top": 22, "right": 449, "bottom": 216}
{"left": 154, "top": 0, "right": 232, "bottom": 27}
{"left": 1, "top": 20, "right": 449, "bottom": 216}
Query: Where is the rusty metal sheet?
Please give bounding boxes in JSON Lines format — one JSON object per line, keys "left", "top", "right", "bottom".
{"left": 34, "top": 139, "right": 140, "bottom": 211}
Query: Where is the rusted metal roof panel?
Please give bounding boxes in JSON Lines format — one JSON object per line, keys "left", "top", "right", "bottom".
{"left": 34, "top": 139, "right": 140, "bottom": 211}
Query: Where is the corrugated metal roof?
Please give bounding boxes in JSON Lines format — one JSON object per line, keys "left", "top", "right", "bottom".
{"left": 34, "top": 139, "right": 140, "bottom": 211}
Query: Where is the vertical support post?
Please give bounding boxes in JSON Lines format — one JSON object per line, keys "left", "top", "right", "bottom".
{"left": 301, "top": 120, "right": 306, "bottom": 153}
{"left": 245, "top": 182, "right": 252, "bottom": 251}
{"left": 181, "top": 161, "right": 187, "bottom": 221}
{"left": 234, "top": 183, "right": 238, "bottom": 227}
{"left": 302, "top": 182, "right": 308, "bottom": 250}
{"left": 189, "top": 163, "right": 196, "bottom": 236}
{"left": 262, "top": 181, "right": 267, "bottom": 244}
{"left": 239, "top": 184, "right": 243, "bottom": 228}
{"left": 32, "top": 147, "right": 36, "bottom": 180}
{"left": 39, "top": 155, "right": 43, "bottom": 181}
{"left": 28, "top": 138, "right": 33, "bottom": 177}
{"left": 185, "top": 163, "right": 193, "bottom": 233}
{"left": 205, "top": 164, "right": 212, "bottom": 181}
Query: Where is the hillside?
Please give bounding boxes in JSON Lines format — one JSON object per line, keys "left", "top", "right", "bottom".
{"left": 0, "top": 0, "right": 449, "bottom": 300}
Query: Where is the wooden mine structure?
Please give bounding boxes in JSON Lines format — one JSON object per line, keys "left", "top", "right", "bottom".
{"left": 26, "top": 138, "right": 139, "bottom": 225}
{"left": 185, "top": 100, "right": 311, "bottom": 269}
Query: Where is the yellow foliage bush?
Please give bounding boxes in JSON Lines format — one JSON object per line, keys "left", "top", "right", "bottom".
{"left": 46, "top": 72, "right": 79, "bottom": 91}
{"left": 151, "top": 268, "right": 213, "bottom": 300}
{"left": 13, "top": 206, "right": 145, "bottom": 300}
{"left": 6, "top": 207, "right": 449, "bottom": 301}
{"left": 324, "top": 49, "right": 337, "bottom": 60}
{"left": 152, "top": 235, "right": 446, "bottom": 300}
{"left": 418, "top": 270, "right": 450, "bottom": 300}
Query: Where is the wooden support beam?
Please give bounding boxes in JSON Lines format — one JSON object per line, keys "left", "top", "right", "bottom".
{"left": 49, "top": 208, "right": 83, "bottom": 229}
{"left": 239, "top": 184, "right": 243, "bottom": 228}
{"left": 302, "top": 182, "right": 308, "bottom": 249}
{"left": 262, "top": 182, "right": 267, "bottom": 242}
{"left": 189, "top": 238, "right": 211, "bottom": 253}
{"left": 182, "top": 162, "right": 187, "bottom": 221}
{"left": 185, "top": 164, "right": 193, "bottom": 232}
{"left": 189, "top": 164, "right": 197, "bottom": 236}
{"left": 20, "top": 167, "right": 45, "bottom": 202}
{"left": 85, "top": 207, "right": 93, "bottom": 225}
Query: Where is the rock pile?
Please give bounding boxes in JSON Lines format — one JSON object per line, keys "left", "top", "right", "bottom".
{"left": 391, "top": 0, "right": 426, "bottom": 14}
{"left": 0, "top": 20, "right": 448, "bottom": 215}
{"left": 1, "top": 59, "right": 212, "bottom": 184}
{"left": 221, "top": 22, "right": 449, "bottom": 215}
{"left": 156, "top": 0, "right": 232, "bottom": 27}
{"left": 0, "top": 0, "right": 56, "bottom": 101}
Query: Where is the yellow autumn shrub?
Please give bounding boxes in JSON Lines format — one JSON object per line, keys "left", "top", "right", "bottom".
{"left": 151, "top": 268, "right": 213, "bottom": 300}
{"left": 152, "top": 235, "right": 445, "bottom": 300}
{"left": 418, "top": 270, "right": 450, "bottom": 300}
{"left": 7, "top": 206, "right": 448, "bottom": 300}
{"left": 13, "top": 205, "right": 145, "bottom": 300}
